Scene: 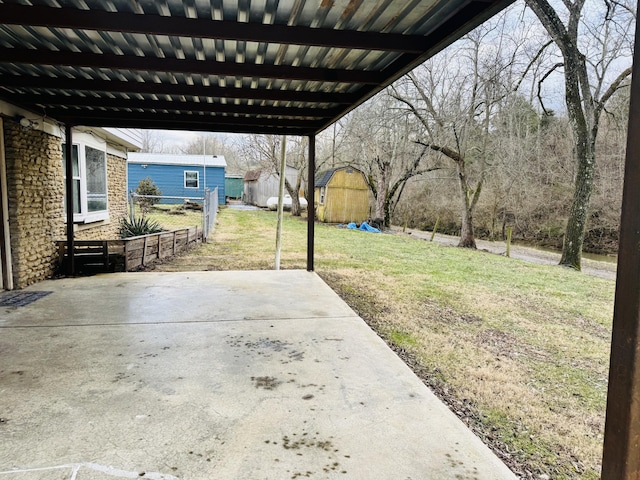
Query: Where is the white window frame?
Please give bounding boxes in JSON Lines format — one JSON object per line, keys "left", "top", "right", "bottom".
{"left": 319, "top": 186, "right": 326, "bottom": 204}
{"left": 63, "top": 135, "right": 109, "bottom": 224}
{"left": 184, "top": 170, "right": 199, "bottom": 189}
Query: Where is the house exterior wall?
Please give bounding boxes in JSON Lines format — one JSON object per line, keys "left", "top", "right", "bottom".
{"left": 315, "top": 168, "right": 370, "bottom": 223}
{"left": 3, "top": 119, "right": 64, "bottom": 288}
{"left": 128, "top": 163, "right": 226, "bottom": 205}
{"left": 2, "top": 118, "right": 134, "bottom": 288}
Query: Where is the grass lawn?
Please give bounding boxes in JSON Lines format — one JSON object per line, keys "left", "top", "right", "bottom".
{"left": 155, "top": 207, "right": 615, "bottom": 479}
{"left": 139, "top": 204, "right": 204, "bottom": 232}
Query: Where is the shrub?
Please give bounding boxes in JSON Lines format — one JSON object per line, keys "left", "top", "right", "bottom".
{"left": 119, "top": 216, "right": 164, "bottom": 238}
{"left": 135, "top": 177, "right": 162, "bottom": 213}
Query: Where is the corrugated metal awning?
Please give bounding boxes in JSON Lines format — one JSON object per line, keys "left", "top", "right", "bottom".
{"left": 0, "top": 0, "right": 513, "bottom": 135}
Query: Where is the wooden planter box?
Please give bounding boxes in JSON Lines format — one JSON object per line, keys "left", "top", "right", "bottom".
{"left": 57, "top": 226, "right": 202, "bottom": 273}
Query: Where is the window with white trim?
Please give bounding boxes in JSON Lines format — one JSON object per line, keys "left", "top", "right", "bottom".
{"left": 184, "top": 170, "right": 199, "bottom": 189}
{"left": 62, "top": 141, "right": 108, "bottom": 223}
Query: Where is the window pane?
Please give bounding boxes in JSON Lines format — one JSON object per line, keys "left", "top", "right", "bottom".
{"left": 73, "top": 179, "right": 81, "bottom": 214}
{"left": 62, "top": 145, "right": 80, "bottom": 214}
{"left": 185, "top": 171, "right": 199, "bottom": 188}
{"left": 85, "top": 146, "right": 107, "bottom": 212}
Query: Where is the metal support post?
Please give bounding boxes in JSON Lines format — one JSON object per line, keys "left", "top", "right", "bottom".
{"left": 64, "top": 124, "right": 75, "bottom": 276}
{"left": 601, "top": 5, "right": 640, "bottom": 477}
{"left": 307, "top": 135, "right": 315, "bottom": 272}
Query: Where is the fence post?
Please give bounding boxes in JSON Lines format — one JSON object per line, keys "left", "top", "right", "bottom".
{"left": 430, "top": 217, "right": 440, "bottom": 242}
{"left": 129, "top": 191, "right": 136, "bottom": 221}
{"left": 203, "top": 188, "right": 209, "bottom": 241}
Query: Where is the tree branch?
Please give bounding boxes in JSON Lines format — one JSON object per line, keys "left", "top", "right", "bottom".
{"left": 595, "top": 66, "right": 632, "bottom": 119}
{"left": 537, "top": 62, "right": 564, "bottom": 115}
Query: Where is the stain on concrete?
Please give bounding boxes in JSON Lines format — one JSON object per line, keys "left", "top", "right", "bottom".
{"left": 251, "top": 376, "right": 282, "bottom": 390}
{"left": 265, "top": 431, "right": 350, "bottom": 479}
{"left": 226, "top": 335, "right": 307, "bottom": 364}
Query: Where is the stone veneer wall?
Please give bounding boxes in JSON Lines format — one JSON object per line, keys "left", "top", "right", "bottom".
{"left": 74, "top": 153, "right": 128, "bottom": 240}
{"left": 3, "top": 118, "right": 130, "bottom": 288}
{"left": 3, "top": 119, "right": 65, "bottom": 288}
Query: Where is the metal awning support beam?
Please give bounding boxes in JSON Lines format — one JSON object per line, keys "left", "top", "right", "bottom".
{"left": 64, "top": 124, "right": 75, "bottom": 277}
{"left": 601, "top": 5, "right": 640, "bottom": 477}
{"left": 0, "top": 75, "right": 358, "bottom": 105}
{"left": 51, "top": 113, "right": 323, "bottom": 136}
{"left": 5, "top": 95, "right": 338, "bottom": 119}
{"left": 0, "top": 48, "right": 385, "bottom": 85}
{"left": 307, "top": 135, "right": 316, "bottom": 272}
{"left": 0, "top": 3, "right": 436, "bottom": 53}
{"left": 313, "top": 0, "right": 517, "bottom": 134}
{"left": 54, "top": 118, "right": 314, "bottom": 136}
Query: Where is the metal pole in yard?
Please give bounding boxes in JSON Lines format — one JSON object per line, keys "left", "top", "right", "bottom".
{"left": 275, "top": 136, "right": 287, "bottom": 270}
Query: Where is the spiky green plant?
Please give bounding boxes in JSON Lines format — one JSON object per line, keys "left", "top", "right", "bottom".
{"left": 119, "top": 216, "right": 164, "bottom": 238}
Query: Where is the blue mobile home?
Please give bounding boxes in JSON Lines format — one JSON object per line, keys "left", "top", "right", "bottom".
{"left": 128, "top": 153, "right": 226, "bottom": 205}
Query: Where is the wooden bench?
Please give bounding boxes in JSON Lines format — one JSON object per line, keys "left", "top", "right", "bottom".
{"left": 56, "top": 240, "right": 114, "bottom": 273}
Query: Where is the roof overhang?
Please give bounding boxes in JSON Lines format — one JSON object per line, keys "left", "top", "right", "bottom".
{"left": 0, "top": 0, "right": 515, "bottom": 136}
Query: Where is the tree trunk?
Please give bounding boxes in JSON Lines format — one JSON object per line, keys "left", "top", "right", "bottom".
{"left": 375, "top": 159, "right": 391, "bottom": 224}
{"left": 285, "top": 178, "right": 302, "bottom": 216}
{"left": 560, "top": 137, "right": 596, "bottom": 269}
{"left": 457, "top": 162, "right": 477, "bottom": 249}
{"left": 459, "top": 204, "right": 477, "bottom": 248}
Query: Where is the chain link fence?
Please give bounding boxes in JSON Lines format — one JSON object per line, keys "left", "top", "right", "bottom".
{"left": 129, "top": 188, "right": 218, "bottom": 240}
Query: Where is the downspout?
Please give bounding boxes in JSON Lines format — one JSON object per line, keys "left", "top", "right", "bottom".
{"left": 65, "top": 124, "right": 75, "bottom": 276}
{"left": 0, "top": 117, "right": 13, "bottom": 289}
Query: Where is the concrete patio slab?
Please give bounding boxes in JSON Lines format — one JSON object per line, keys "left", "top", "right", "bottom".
{"left": 0, "top": 271, "right": 516, "bottom": 480}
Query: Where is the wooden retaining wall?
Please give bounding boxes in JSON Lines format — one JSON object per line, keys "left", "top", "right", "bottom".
{"left": 123, "top": 226, "right": 201, "bottom": 271}
{"left": 56, "top": 226, "right": 201, "bottom": 273}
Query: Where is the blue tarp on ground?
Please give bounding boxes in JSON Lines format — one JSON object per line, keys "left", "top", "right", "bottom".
{"left": 345, "top": 222, "right": 381, "bottom": 233}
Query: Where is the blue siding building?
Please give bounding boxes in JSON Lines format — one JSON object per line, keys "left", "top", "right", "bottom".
{"left": 128, "top": 153, "right": 226, "bottom": 205}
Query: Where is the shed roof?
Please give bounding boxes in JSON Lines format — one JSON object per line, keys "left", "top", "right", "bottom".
{"left": 244, "top": 170, "right": 262, "bottom": 182}
{"left": 128, "top": 152, "right": 227, "bottom": 168}
{"left": 316, "top": 169, "right": 337, "bottom": 188}
{"left": 315, "top": 166, "right": 365, "bottom": 187}
{"left": 0, "top": 0, "right": 514, "bottom": 136}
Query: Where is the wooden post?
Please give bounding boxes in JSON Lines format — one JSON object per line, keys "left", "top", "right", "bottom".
{"left": 506, "top": 227, "right": 512, "bottom": 258}
{"left": 102, "top": 240, "right": 109, "bottom": 269}
{"left": 430, "top": 217, "right": 440, "bottom": 242}
{"left": 601, "top": 7, "right": 640, "bottom": 478}
{"left": 141, "top": 236, "right": 148, "bottom": 266}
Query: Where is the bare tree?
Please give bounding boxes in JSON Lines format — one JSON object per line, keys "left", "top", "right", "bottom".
{"left": 346, "top": 94, "right": 438, "bottom": 227}
{"left": 140, "top": 130, "right": 166, "bottom": 153}
{"left": 390, "top": 17, "right": 520, "bottom": 248}
{"left": 524, "top": 0, "right": 634, "bottom": 269}
{"left": 180, "top": 133, "right": 249, "bottom": 174}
